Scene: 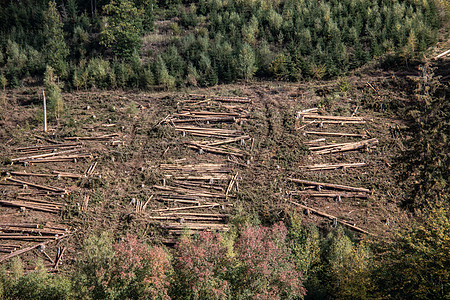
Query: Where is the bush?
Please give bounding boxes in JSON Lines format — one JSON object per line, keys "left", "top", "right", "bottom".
{"left": 172, "top": 223, "right": 306, "bottom": 300}
{"left": 2, "top": 259, "right": 73, "bottom": 300}
{"left": 172, "top": 231, "right": 232, "bottom": 299}
{"left": 74, "top": 233, "right": 172, "bottom": 300}
{"left": 234, "top": 222, "right": 306, "bottom": 299}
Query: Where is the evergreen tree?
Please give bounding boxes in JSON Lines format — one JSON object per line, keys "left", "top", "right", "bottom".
{"left": 154, "top": 55, "right": 175, "bottom": 90}
{"left": 44, "top": 65, "right": 64, "bottom": 122}
{"left": 373, "top": 206, "right": 450, "bottom": 299}
{"left": 237, "top": 43, "right": 256, "bottom": 80}
{"left": 42, "top": 1, "right": 69, "bottom": 77}
{"left": 100, "top": 0, "right": 144, "bottom": 59}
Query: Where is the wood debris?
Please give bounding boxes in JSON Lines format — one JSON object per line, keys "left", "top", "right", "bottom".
{"left": 6, "top": 177, "right": 66, "bottom": 193}
{"left": 0, "top": 226, "right": 72, "bottom": 263}
{"left": 85, "top": 161, "right": 98, "bottom": 176}
{"left": 299, "top": 162, "right": 367, "bottom": 171}
{"left": 290, "top": 201, "right": 371, "bottom": 235}
{"left": 135, "top": 195, "right": 152, "bottom": 213}
{"left": 81, "top": 195, "right": 90, "bottom": 212}
{"left": 308, "top": 138, "right": 378, "bottom": 154}
{"left": 304, "top": 131, "right": 368, "bottom": 138}
{"left": 64, "top": 133, "right": 119, "bottom": 141}
{"left": 188, "top": 94, "right": 251, "bottom": 104}
{"left": 289, "top": 178, "right": 372, "bottom": 194}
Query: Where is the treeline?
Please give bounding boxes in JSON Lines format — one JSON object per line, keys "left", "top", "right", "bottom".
{"left": 0, "top": 0, "right": 442, "bottom": 89}
{"left": 1, "top": 207, "right": 449, "bottom": 300}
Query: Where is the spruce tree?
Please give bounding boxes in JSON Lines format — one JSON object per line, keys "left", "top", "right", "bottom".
{"left": 42, "top": 1, "right": 69, "bottom": 77}
{"left": 237, "top": 43, "right": 257, "bottom": 80}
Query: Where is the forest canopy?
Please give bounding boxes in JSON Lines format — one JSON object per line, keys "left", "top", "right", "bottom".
{"left": 0, "top": 0, "right": 442, "bottom": 89}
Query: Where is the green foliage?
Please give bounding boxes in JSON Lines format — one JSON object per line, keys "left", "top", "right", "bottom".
{"left": 372, "top": 205, "right": 450, "bottom": 299}
{"left": 44, "top": 65, "right": 64, "bottom": 121}
{"left": 73, "top": 231, "right": 114, "bottom": 299}
{"left": 289, "top": 224, "right": 372, "bottom": 300}
{"left": 154, "top": 55, "right": 175, "bottom": 89}
{"left": 0, "top": 0, "right": 439, "bottom": 88}
{"left": 42, "top": 1, "right": 69, "bottom": 77}
{"left": 100, "top": 0, "right": 144, "bottom": 59}
{"left": 322, "top": 227, "right": 371, "bottom": 299}
{"left": 237, "top": 43, "right": 256, "bottom": 80}
{"left": 1, "top": 259, "right": 73, "bottom": 300}
{"left": 288, "top": 214, "right": 321, "bottom": 279}
{"left": 399, "top": 63, "right": 449, "bottom": 209}
{"left": 0, "top": 73, "right": 6, "bottom": 90}
{"left": 86, "top": 57, "right": 111, "bottom": 89}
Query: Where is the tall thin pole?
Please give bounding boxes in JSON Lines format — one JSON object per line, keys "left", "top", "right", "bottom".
{"left": 43, "top": 90, "right": 47, "bottom": 132}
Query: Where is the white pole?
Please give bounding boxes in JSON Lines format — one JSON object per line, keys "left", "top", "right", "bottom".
{"left": 43, "top": 90, "right": 47, "bottom": 132}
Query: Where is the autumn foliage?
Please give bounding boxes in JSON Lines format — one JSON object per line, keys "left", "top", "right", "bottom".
{"left": 172, "top": 222, "right": 306, "bottom": 299}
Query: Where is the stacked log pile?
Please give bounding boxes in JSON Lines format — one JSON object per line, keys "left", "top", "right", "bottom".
{"left": 1, "top": 139, "right": 98, "bottom": 215}
{"left": 297, "top": 109, "right": 378, "bottom": 155}
{"left": 290, "top": 108, "right": 377, "bottom": 234}
{"left": 145, "top": 94, "right": 252, "bottom": 238}
{"left": 12, "top": 143, "right": 92, "bottom": 164}
{"left": 288, "top": 178, "right": 372, "bottom": 200}
{"left": 147, "top": 162, "right": 235, "bottom": 235}
{"left": 0, "top": 223, "right": 71, "bottom": 266}
{"left": 160, "top": 95, "right": 252, "bottom": 160}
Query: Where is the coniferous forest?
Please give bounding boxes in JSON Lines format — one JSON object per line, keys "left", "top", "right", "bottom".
{"left": 0, "top": 0, "right": 442, "bottom": 89}
{"left": 0, "top": 0, "right": 449, "bottom": 299}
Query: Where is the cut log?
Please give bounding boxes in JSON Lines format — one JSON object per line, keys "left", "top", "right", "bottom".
{"left": 309, "top": 138, "right": 378, "bottom": 154}
{"left": 299, "top": 162, "right": 367, "bottom": 171}
{"left": 434, "top": 49, "right": 450, "bottom": 60}
{"left": 212, "top": 96, "right": 251, "bottom": 103}
{"left": 11, "top": 149, "right": 82, "bottom": 162}
{"left": 288, "top": 191, "right": 369, "bottom": 198}
{"left": 16, "top": 142, "right": 80, "bottom": 151}
{"left": 0, "top": 235, "right": 57, "bottom": 240}
{"left": 159, "top": 212, "right": 228, "bottom": 217}
{"left": 10, "top": 171, "right": 82, "bottom": 179}
{"left": 16, "top": 197, "right": 64, "bottom": 206}
{"left": 290, "top": 201, "right": 371, "bottom": 235}
{"left": 6, "top": 178, "right": 66, "bottom": 193}
{"left": 160, "top": 223, "right": 229, "bottom": 230}
{"left": 186, "top": 143, "right": 246, "bottom": 157}
{"left": 64, "top": 134, "right": 119, "bottom": 140}
{"left": 147, "top": 216, "right": 225, "bottom": 222}
{"left": 172, "top": 117, "right": 236, "bottom": 123}
{"left": 0, "top": 200, "right": 61, "bottom": 213}
{"left": 288, "top": 178, "right": 372, "bottom": 194}
{"left": 301, "top": 114, "right": 371, "bottom": 121}
{"left": 0, "top": 233, "right": 71, "bottom": 263}
{"left": 151, "top": 203, "right": 222, "bottom": 213}
{"left": 304, "top": 131, "right": 367, "bottom": 138}
{"left": 198, "top": 135, "right": 250, "bottom": 147}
